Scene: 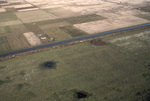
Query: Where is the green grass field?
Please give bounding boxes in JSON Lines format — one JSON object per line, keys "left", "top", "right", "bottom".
{"left": 0, "top": 28, "right": 150, "bottom": 101}
{"left": 62, "top": 14, "right": 106, "bottom": 24}
{"left": 0, "top": 26, "right": 11, "bottom": 34}
{"left": 0, "top": 36, "right": 12, "bottom": 53}
{"left": 135, "top": 14, "right": 150, "bottom": 20}
{"left": 0, "top": 13, "right": 18, "bottom": 22}
{"left": 140, "top": 6, "right": 150, "bottom": 12}
{"left": 60, "top": 26, "right": 87, "bottom": 37}
{"left": 44, "top": 28, "right": 72, "bottom": 41}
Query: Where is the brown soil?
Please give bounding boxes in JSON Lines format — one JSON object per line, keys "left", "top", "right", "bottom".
{"left": 90, "top": 39, "right": 106, "bottom": 46}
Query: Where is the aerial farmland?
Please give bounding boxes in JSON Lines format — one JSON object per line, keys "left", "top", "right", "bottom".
{"left": 0, "top": 0, "right": 150, "bottom": 101}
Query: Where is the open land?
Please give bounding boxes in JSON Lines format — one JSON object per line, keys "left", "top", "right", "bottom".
{"left": 0, "top": 26, "right": 150, "bottom": 101}
{"left": 0, "top": 0, "right": 150, "bottom": 54}
{"left": 0, "top": 0, "right": 150, "bottom": 101}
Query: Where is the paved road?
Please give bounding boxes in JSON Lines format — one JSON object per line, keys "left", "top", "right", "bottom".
{"left": 0, "top": 23, "right": 150, "bottom": 58}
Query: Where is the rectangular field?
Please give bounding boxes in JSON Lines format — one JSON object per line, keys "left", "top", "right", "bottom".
{"left": 0, "top": 36, "right": 12, "bottom": 53}
{"left": 15, "top": 10, "right": 57, "bottom": 23}
{"left": 23, "top": 32, "right": 42, "bottom": 46}
{"left": 0, "top": 26, "right": 11, "bottom": 34}
{"left": 74, "top": 15, "right": 150, "bottom": 34}
{"left": 0, "top": 12, "right": 18, "bottom": 22}
{"left": 44, "top": 28, "right": 72, "bottom": 41}
{"left": 135, "top": 14, "right": 150, "bottom": 20}
{"left": 60, "top": 26, "right": 87, "bottom": 37}
{"left": 44, "top": 7, "right": 82, "bottom": 18}
{"left": 38, "top": 21, "right": 71, "bottom": 30}
{"left": 62, "top": 14, "right": 106, "bottom": 24}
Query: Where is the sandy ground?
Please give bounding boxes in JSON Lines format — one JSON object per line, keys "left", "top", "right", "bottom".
{"left": 23, "top": 32, "right": 42, "bottom": 46}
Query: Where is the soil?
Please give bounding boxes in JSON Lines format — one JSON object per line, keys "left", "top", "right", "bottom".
{"left": 90, "top": 39, "right": 106, "bottom": 46}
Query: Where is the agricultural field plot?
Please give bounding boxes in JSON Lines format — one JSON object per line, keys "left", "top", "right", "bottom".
{"left": 62, "top": 14, "right": 106, "bottom": 24}
{"left": 23, "top": 32, "right": 42, "bottom": 46}
{"left": 38, "top": 21, "right": 71, "bottom": 30}
{"left": 0, "top": 24, "right": 30, "bottom": 53}
{"left": 6, "top": 33, "right": 30, "bottom": 50}
{"left": 9, "top": 24, "right": 29, "bottom": 34}
{"left": 15, "top": 10, "right": 57, "bottom": 23}
{"left": 0, "top": 28, "right": 150, "bottom": 101}
{"left": 60, "top": 26, "right": 87, "bottom": 37}
{"left": 135, "top": 14, "right": 150, "bottom": 20}
{"left": 44, "top": 28, "right": 72, "bottom": 41}
{"left": 44, "top": 7, "right": 82, "bottom": 18}
{"left": 0, "top": 26, "right": 11, "bottom": 34}
{"left": 140, "top": 6, "right": 150, "bottom": 12}
{"left": 0, "top": 36, "right": 12, "bottom": 53}
{"left": 0, "top": 12, "right": 18, "bottom": 22}
{"left": 74, "top": 14, "right": 150, "bottom": 34}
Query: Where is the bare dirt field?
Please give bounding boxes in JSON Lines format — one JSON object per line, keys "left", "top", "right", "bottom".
{"left": 23, "top": 32, "right": 42, "bottom": 46}
{"left": 74, "top": 14, "right": 150, "bottom": 34}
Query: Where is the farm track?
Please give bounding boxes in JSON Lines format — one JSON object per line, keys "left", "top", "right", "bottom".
{"left": 0, "top": 23, "right": 150, "bottom": 59}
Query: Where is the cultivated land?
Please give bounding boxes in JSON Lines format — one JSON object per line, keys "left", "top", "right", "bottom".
{"left": 0, "top": 0, "right": 150, "bottom": 101}
{"left": 0, "top": 0, "right": 150, "bottom": 54}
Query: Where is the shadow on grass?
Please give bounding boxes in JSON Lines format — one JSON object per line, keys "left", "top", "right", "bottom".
{"left": 40, "top": 61, "right": 57, "bottom": 69}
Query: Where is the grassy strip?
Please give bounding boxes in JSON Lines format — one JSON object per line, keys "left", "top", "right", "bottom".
{"left": 60, "top": 26, "right": 87, "bottom": 37}
{"left": 62, "top": 14, "right": 106, "bottom": 24}
{"left": 0, "top": 36, "right": 12, "bottom": 53}
{"left": 0, "top": 13, "right": 18, "bottom": 22}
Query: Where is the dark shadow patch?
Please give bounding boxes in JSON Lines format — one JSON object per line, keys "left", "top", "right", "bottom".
{"left": 16, "top": 83, "right": 29, "bottom": 90}
{"left": 0, "top": 80, "right": 5, "bottom": 85}
{"left": 19, "top": 70, "right": 26, "bottom": 76}
{"left": 74, "top": 90, "right": 92, "bottom": 99}
{"left": 142, "top": 73, "right": 150, "bottom": 80}
{"left": 41, "top": 61, "right": 57, "bottom": 69}
{"left": 26, "top": 91, "right": 36, "bottom": 98}
{"left": 135, "top": 89, "right": 150, "bottom": 101}
{"left": 16, "top": 6, "right": 37, "bottom": 10}
{"left": 90, "top": 39, "right": 106, "bottom": 46}
{"left": 46, "top": 89, "right": 92, "bottom": 100}
{"left": 0, "top": 77, "right": 11, "bottom": 86}
{"left": 0, "top": 66, "right": 6, "bottom": 70}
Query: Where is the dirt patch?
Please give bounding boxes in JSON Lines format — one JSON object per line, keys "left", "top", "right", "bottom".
{"left": 23, "top": 32, "right": 42, "bottom": 46}
{"left": 90, "top": 39, "right": 106, "bottom": 46}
